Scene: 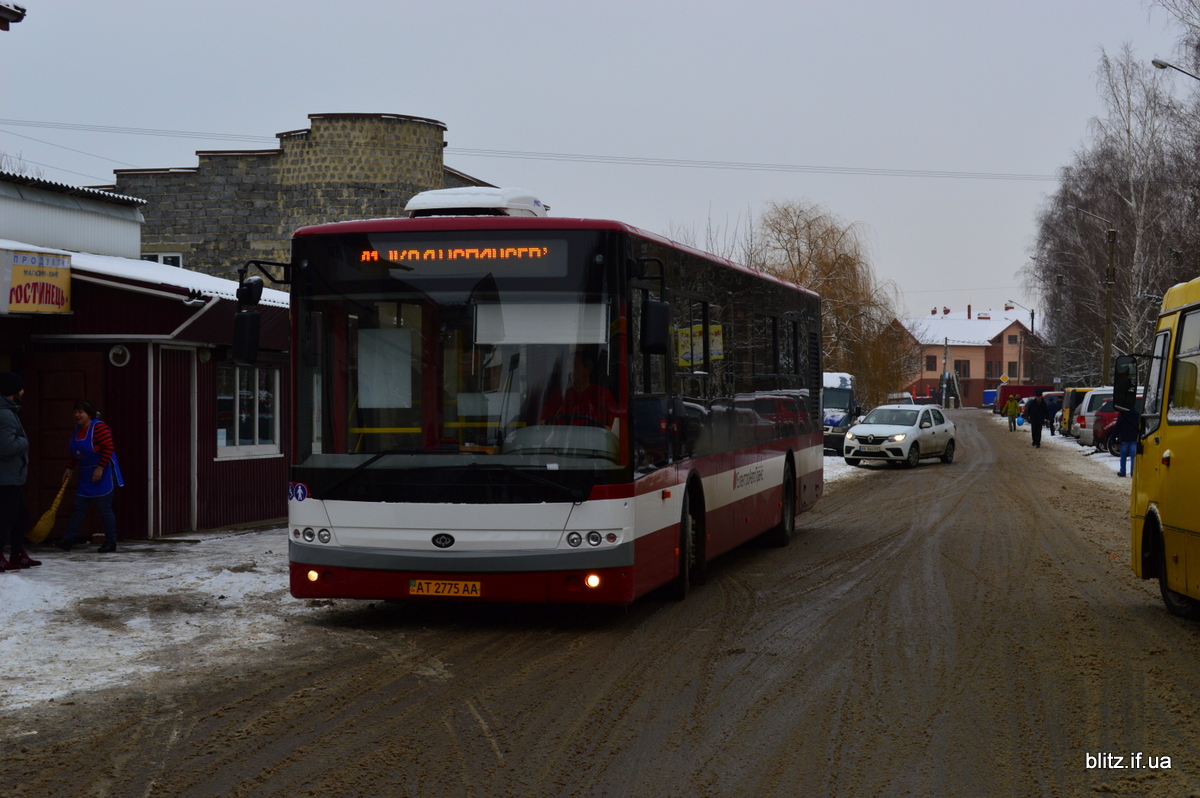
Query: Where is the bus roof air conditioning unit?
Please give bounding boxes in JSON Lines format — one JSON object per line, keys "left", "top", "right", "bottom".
{"left": 405, "top": 187, "right": 549, "bottom": 218}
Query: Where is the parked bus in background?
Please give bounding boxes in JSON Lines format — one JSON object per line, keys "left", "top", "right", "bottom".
{"left": 822, "top": 373, "right": 859, "bottom": 453}
{"left": 1125, "top": 273, "right": 1200, "bottom": 618}
{"left": 233, "top": 188, "right": 824, "bottom": 605}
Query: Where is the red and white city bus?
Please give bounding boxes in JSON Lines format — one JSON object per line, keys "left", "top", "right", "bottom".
{"left": 238, "top": 190, "right": 824, "bottom": 605}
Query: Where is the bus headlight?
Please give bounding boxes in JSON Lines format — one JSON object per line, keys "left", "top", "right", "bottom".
{"left": 587, "top": 531, "right": 603, "bottom": 547}
{"left": 302, "top": 528, "right": 315, "bottom": 542}
{"left": 317, "top": 529, "right": 331, "bottom": 543}
{"left": 566, "top": 532, "right": 583, "bottom": 547}
{"left": 306, "top": 570, "right": 319, "bottom": 582}
{"left": 585, "top": 573, "right": 601, "bottom": 589}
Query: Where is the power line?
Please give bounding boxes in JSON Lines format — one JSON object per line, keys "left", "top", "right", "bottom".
{"left": 0, "top": 117, "right": 1060, "bottom": 183}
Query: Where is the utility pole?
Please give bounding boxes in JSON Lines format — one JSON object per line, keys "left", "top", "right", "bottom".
{"left": 1067, "top": 205, "right": 1118, "bottom": 383}
{"left": 1055, "top": 274, "right": 1064, "bottom": 388}
{"left": 943, "top": 337, "right": 950, "bottom": 409}
{"left": 1103, "top": 228, "right": 1116, "bottom": 381}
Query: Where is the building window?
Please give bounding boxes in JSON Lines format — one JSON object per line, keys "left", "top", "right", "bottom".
{"left": 1008, "top": 361, "right": 1018, "bottom": 378}
{"left": 954, "top": 360, "right": 970, "bottom": 378}
{"left": 142, "top": 253, "right": 183, "bottom": 267}
{"left": 926, "top": 355, "right": 937, "bottom": 372}
{"left": 1008, "top": 334, "right": 1018, "bottom": 344}
{"left": 216, "top": 362, "right": 280, "bottom": 457}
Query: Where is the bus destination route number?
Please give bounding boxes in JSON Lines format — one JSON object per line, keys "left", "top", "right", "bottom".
{"left": 409, "top": 579, "right": 482, "bottom": 598}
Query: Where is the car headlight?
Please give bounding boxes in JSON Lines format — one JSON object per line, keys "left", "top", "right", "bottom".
{"left": 890, "top": 433, "right": 907, "bottom": 442}
{"left": 845, "top": 432, "right": 857, "bottom": 441}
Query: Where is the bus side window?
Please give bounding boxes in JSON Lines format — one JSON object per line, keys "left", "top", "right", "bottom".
{"left": 1168, "top": 310, "right": 1200, "bottom": 424}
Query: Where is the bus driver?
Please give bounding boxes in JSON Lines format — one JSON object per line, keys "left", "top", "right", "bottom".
{"left": 541, "top": 350, "right": 617, "bottom": 429}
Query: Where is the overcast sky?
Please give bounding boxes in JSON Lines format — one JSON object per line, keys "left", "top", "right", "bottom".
{"left": 0, "top": 1, "right": 1186, "bottom": 322}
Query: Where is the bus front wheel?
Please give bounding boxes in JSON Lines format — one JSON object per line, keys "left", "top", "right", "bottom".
{"left": 671, "top": 490, "right": 702, "bottom": 600}
{"left": 766, "top": 462, "right": 797, "bottom": 548}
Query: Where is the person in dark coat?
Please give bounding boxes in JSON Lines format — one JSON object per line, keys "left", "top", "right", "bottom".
{"left": 0, "top": 371, "right": 41, "bottom": 571}
{"left": 1025, "top": 391, "right": 1049, "bottom": 448}
{"left": 1113, "top": 404, "right": 1141, "bottom": 477}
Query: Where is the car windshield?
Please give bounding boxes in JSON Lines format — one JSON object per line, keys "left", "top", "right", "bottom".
{"left": 862, "top": 408, "right": 919, "bottom": 426}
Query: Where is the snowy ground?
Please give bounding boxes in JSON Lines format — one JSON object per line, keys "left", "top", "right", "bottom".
{"left": 0, "top": 412, "right": 1127, "bottom": 713}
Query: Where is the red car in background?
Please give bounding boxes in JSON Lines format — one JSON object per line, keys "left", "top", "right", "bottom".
{"left": 1092, "top": 394, "right": 1144, "bottom": 456}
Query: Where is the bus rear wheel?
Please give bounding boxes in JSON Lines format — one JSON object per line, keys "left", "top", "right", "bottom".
{"left": 1159, "top": 527, "right": 1200, "bottom": 620}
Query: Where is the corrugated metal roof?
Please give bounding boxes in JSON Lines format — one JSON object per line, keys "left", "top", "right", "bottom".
{"left": 0, "top": 170, "right": 144, "bottom": 206}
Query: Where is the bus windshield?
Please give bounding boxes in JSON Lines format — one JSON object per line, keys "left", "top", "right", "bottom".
{"left": 292, "top": 229, "right": 628, "bottom": 493}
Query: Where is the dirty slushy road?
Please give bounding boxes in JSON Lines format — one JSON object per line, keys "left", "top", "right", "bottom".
{"left": 6, "top": 410, "right": 1200, "bottom": 797}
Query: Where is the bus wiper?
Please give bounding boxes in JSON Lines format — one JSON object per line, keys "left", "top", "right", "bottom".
{"left": 320, "top": 448, "right": 425, "bottom": 496}
{"left": 462, "top": 462, "right": 585, "bottom": 502}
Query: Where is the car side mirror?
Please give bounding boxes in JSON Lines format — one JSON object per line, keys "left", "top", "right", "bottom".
{"left": 920, "top": 421, "right": 932, "bottom": 429}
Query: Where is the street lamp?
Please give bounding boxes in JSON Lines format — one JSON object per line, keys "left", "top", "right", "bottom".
{"left": 1005, "top": 299, "right": 1035, "bottom": 334}
{"left": 1067, "top": 204, "right": 1117, "bottom": 383}
{"left": 1152, "top": 58, "right": 1200, "bottom": 82}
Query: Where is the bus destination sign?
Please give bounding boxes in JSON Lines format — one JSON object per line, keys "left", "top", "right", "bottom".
{"left": 362, "top": 239, "right": 568, "bottom": 276}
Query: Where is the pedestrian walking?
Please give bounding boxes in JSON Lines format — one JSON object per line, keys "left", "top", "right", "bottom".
{"left": 1002, "top": 394, "right": 1021, "bottom": 431}
{"left": 0, "top": 371, "right": 40, "bottom": 571}
{"left": 1113, "top": 404, "right": 1141, "bottom": 477}
{"left": 55, "top": 400, "right": 124, "bottom": 553}
{"left": 1025, "top": 392, "right": 1049, "bottom": 448}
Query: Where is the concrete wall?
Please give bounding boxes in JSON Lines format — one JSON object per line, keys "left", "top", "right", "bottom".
{"left": 111, "top": 114, "right": 492, "bottom": 282}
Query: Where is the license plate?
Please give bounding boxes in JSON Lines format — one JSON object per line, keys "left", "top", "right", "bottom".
{"left": 409, "top": 579, "right": 482, "bottom": 597}
{"left": 859, "top": 445, "right": 880, "bottom": 452}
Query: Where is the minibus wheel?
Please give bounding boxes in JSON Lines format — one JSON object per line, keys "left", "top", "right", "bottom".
{"left": 1158, "top": 525, "right": 1200, "bottom": 620}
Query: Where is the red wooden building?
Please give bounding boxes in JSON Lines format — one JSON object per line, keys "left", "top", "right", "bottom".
{"left": 3, "top": 240, "right": 291, "bottom": 540}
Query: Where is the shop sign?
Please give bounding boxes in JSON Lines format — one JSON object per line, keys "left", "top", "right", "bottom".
{"left": 3, "top": 250, "right": 72, "bottom": 314}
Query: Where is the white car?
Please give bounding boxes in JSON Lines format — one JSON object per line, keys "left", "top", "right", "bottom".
{"left": 843, "top": 404, "right": 957, "bottom": 468}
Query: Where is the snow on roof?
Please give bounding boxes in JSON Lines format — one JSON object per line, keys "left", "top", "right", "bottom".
{"left": 824, "top": 372, "right": 855, "bottom": 389}
{"left": 1, "top": 238, "right": 289, "bottom": 307}
{"left": 907, "top": 310, "right": 1027, "bottom": 346}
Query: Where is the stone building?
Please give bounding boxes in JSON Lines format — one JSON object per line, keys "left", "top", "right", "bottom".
{"left": 104, "top": 113, "right": 493, "bottom": 282}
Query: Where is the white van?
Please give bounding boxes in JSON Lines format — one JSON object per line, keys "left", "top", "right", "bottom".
{"left": 1074, "top": 387, "right": 1113, "bottom": 447}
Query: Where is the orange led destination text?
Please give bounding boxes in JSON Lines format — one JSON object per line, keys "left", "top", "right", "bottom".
{"left": 361, "top": 247, "right": 551, "bottom": 262}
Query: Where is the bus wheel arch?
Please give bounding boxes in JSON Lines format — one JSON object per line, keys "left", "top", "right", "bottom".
{"left": 1150, "top": 512, "right": 1200, "bottom": 620}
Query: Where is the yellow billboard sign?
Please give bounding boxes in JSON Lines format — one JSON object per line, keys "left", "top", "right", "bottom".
{"left": 7, "top": 251, "right": 71, "bottom": 314}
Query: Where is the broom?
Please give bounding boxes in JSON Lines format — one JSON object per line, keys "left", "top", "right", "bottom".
{"left": 28, "top": 475, "right": 70, "bottom": 544}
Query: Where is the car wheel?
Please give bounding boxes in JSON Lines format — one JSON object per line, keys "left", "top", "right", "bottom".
{"left": 905, "top": 442, "right": 920, "bottom": 469}
{"left": 844, "top": 457, "right": 860, "bottom": 467}
{"left": 1159, "top": 526, "right": 1200, "bottom": 619}
{"left": 940, "top": 439, "right": 955, "bottom": 464}
{"left": 1108, "top": 437, "right": 1120, "bottom": 458}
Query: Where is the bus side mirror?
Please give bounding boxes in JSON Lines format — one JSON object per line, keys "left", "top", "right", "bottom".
{"left": 1114, "top": 354, "right": 1138, "bottom": 411}
{"left": 641, "top": 299, "right": 671, "bottom": 355}
{"left": 233, "top": 309, "right": 261, "bottom": 365}
{"left": 237, "top": 275, "right": 264, "bottom": 306}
